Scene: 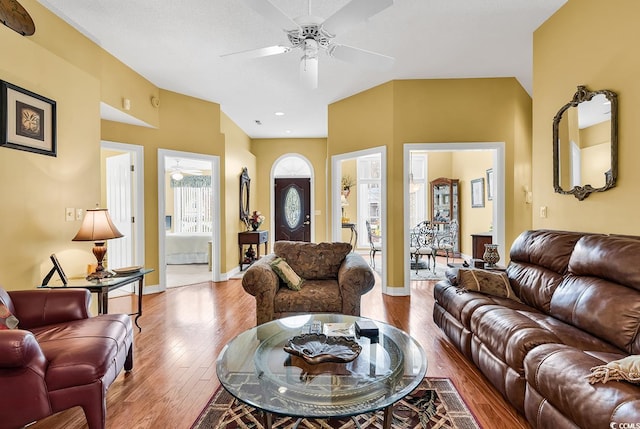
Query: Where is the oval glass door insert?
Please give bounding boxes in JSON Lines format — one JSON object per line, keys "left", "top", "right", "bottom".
{"left": 285, "top": 187, "right": 302, "bottom": 228}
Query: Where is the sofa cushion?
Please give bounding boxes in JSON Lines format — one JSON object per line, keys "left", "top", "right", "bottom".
{"left": 274, "top": 241, "right": 351, "bottom": 280}
{"left": 271, "top": 257, "right": 305, "bottom": 290}
{"left": 506, "top": 230, "right": 584, "bottom": 314}
{"left": 550, "top": 274, "right": 640, "bottom": 355}
{"left": 525, "top": 344, "right": 640, "bottom": 429}
{"left": 457, "top": 269, "right": 520, "bottom": 301}
{"left": 274, "top": 279, "right": 342, "bottom": 313}
{"left": 471, "top": 305, "right": 622, "bottom": 374}
{"left": 30, "top": 314, "right": 132, "bottom": 391}
{"left": 0, "top": 303, "right": 19, "bottom": 330}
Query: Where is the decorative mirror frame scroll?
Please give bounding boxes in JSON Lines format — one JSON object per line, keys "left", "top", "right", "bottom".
{"left": 553, "top": 85, "right": 618, "bottom": 200}
{"left": 239, "top": 167, "right": 250, "bottom": 223}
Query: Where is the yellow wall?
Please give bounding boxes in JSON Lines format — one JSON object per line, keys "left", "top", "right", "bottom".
{"left": 532, "top": 0, "right": 640, "bottom": 234}
{"left": 250, "top": 138, "right": 329, "bottom": 243}
{"left": 0, "top": 25, "right": 101, "bottom": 289}
{"left": 23, "top": 0, "right": 160, "bottom": 127}
{"left": 101, "top": 90, "right": 226, "bottom": 283}
{"left": 329, "top": 78, "right": 532, "bottom": 287}
{"left": 221, "top": 112, "right": 255, "bottom": 267}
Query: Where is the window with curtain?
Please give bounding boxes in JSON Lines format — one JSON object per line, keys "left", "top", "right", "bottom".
{"left": 171, "top": 176, "right": 212, "bottom": 233}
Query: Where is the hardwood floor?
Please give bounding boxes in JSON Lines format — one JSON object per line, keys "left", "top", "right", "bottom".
{"left": 29, "top": 260, "right": 531, "bottom": 429}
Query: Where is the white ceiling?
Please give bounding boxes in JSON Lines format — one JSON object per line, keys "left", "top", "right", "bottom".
{"left": 36, "top": 0, "right": 566, "bottom": 139}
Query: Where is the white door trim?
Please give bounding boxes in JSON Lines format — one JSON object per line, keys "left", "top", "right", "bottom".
{"left": 331, "top": 146, "right": 387, "bottom": 292}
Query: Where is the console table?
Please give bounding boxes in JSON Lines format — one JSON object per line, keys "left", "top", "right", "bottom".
{"left": 38, "top": 268, "right": 153, "bottom": 331}
{"left": 238, "top": 230, "right": 268, "bottom": 271}
{"left": 341, "top": 222, "right": 358, "bottom": 249}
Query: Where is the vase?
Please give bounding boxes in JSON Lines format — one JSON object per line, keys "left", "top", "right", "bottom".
{"left": 482, "top": 244, "right": 500, "bottom": 267}
{"left": 251, "top": 222, "right": 261, "bottom": 231}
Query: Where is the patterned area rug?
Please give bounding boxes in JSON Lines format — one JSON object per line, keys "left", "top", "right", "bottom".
{"left": 192, "top": 377, "right": 480, "bottom": 429}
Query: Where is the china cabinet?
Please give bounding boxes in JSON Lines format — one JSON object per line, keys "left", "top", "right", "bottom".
{"left": 430, "top": 177, "right": 460, "bottom": 254}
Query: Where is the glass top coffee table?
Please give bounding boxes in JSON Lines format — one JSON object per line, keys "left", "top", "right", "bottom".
{"left": 216, "top": 314, "right": 427, "bottom": 428}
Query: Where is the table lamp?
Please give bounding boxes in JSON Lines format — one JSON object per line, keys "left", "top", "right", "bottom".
{"left": 72, "top": 208, "right": 123, "bottom": 280}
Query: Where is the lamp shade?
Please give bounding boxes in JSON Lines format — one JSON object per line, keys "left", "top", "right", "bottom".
{"left": 72, "top": 208, "right": 123, "bottom": 242}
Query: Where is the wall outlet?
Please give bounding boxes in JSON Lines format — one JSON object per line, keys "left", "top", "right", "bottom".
{"left": 76, "top": 208, "right": 83, "bottom": 221}
{"left": 65, "top": 208, "right": 75, "bottom": 222}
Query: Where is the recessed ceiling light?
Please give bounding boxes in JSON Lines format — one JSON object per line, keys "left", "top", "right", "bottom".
{"left": 285, "top": 130, "right": 292, "bottom": 134}
{"left": 275, "top": 111, "right": 285, "bottom": 116}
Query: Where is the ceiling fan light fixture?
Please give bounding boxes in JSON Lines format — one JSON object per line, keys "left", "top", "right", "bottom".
{"left": 300, "top": 39, "right": 319, "bottom": 89}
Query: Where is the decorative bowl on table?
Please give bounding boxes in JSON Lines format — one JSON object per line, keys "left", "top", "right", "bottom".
{"left": 112, "top": 266, "right": 142, "bottom": 274}
{"left": 283, "top": 333, "right": 362, "bottom": 364}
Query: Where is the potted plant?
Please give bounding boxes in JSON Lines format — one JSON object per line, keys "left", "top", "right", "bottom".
{"left": 341, "top": 175, "right": 355, "bottom": 197}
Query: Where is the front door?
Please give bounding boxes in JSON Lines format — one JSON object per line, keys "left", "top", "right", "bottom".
{"left": 275, "top": 178, "right": 311, "bottom": 242}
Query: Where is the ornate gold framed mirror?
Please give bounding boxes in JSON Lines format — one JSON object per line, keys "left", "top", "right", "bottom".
{"left": 239, "top": 167, "right": 250, "bottom": 222}
{"left": 553, "top": 85, "right": 618, "bottom": 200}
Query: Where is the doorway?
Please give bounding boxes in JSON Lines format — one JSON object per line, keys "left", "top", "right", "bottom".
{"left": 101, "top": 141, "right": 144, "bottom": 293}
{"left": 271, "top": 154, "right": 314, "bottom": 244}
{"left": 274, "top": 178, "right": 311, "bottom": 242}
{"left": 158, "top": 149, "right": 221, "bottom": 290}
{"left": 403, "top": 142, "right": 505, "bottom": 292}
{"left": 331, "top": 147, "right": 387, "bottom": 292}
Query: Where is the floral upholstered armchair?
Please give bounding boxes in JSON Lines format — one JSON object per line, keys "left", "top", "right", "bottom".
{"left": 241, "top": 241, "right": 376, "bottom": 325}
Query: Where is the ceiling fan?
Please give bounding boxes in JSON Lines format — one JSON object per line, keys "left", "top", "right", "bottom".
{"left": 223, "top": 0, "right": 395, "bottom": 89}
{"left": 168, "top": 160, "right": 202, "bottom": 181}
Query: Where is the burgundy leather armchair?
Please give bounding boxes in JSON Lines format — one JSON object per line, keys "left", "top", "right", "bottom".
{"left": 0, "top": 286, "right": 133, "bottom": 429}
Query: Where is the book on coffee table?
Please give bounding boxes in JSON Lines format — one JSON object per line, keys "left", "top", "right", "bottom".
{"left": 323, "top": 322, "right": 355, "bottom": 337}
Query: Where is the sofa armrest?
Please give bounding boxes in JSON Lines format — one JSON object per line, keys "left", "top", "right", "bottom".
{"left": 338, "top": 253, "right": 375, "bottom": 315}
{"left": 0, "top": 330, "right": 47, "bottom": 370}
{"left": 9, "top": 288, "right": 91, "bottom": 329}
{"left": 0, "top": 330, "right": 51, "bottom": 427}
{"left": 242, "top": 254, "right": 280, "bottom": 325}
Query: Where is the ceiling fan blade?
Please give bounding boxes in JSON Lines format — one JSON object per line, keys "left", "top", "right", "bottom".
{"left": 242, "top": 0, "right": 299, "bottom": 30}
{"left": 221, "top": 45, "right": 291, "bottom": 59}
{"left": 322, "top": 0, "right": 393, "bottom": 36}
{"left": 329, "top": 44, "right": 394, "bottom": 70}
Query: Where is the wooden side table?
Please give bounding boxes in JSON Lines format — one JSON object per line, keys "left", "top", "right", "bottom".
{"left": 471, "top": 232, "right": 493, "bottom": 260}
{"left": 238, "top": 230, "right": 268, "bottom": 271}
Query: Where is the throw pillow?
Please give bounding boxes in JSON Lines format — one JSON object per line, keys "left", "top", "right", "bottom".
{"left": 587, "top": 355, "right": 640, "bottom": 385}
{"left": 271, "top": 257, "right": 305, "bottom": 291}
{"left": 0, "top": 303, "right": 19, "bottom": 330}
{"left": 457, "top": 268, "right": 520, "bottom": 301}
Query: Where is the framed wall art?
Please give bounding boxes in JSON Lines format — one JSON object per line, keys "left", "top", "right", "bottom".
{"left": 486, "top": 168, "right": 494, "bottom": 201}
{"left": 0, "top": 80, "right": 57, "bottom": 157}
{"left": 471, "top": 178, "right": 485, "bottom": 208}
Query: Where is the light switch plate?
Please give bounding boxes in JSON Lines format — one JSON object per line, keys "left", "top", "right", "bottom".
{"left": 76, "top": 208, "right": 83, "bottom": 221}
{"left": 65, "top": 208, "right": 75, "bottom": 221}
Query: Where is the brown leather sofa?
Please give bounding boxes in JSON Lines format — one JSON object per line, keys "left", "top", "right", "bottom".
{"left": 433, "top": 230, "right": 640, "bottom": 428}
{"left": 0, "top": 286, "right": 133, "bottom": 429}
{"left": 242, "top": 241, "right": 375, "bottom": 325}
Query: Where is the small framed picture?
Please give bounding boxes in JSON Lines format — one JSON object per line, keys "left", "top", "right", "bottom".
{"left": 471, "top": 178, "right": 485, "bottom": 208}
{"left": 486, "top": 168, "right": 495, "bottom": 201}
{"left": 0, "top": 81, "right": 57, "bottom": 157}
{"left": 42, "top": 254, "right": 68, "bottom": 286}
